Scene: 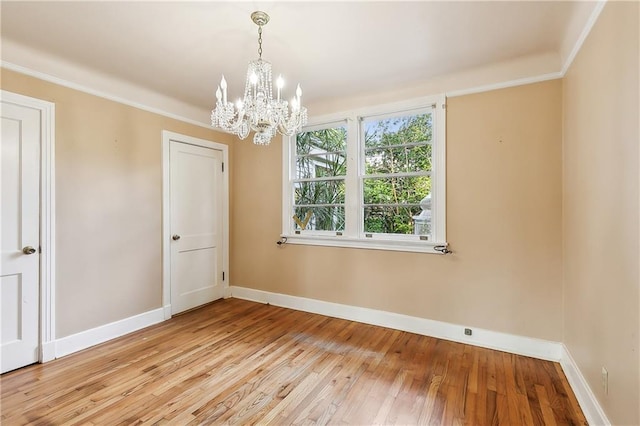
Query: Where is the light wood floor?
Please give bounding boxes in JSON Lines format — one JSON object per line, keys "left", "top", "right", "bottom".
{"left": 1, "top": 298, "right": 586, "bottom": 425}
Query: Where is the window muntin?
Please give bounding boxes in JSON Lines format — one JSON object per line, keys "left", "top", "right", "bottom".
{"left": 361, "top": 109, "right": 433, "bottom": 238}
{"left": 292, "top": 124, "right": 347, "bottom": 232}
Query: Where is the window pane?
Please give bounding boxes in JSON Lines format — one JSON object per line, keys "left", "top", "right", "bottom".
{"left": 296, "top": 126, "right": 347, "bottom": 155}
{"left": 296, "top": 152, "right": 346, "bottom": 179}
{"left": 364, "top": 113, "right": 432, "bottom": 148}
{"left": 295, "top": 180, "right": 346, "bottom": 205}
{"left": 294, "top": 206, "right": 345, "bottom": 232}
{"left": 365, "top": 144, "right": 432, "bottom": 174}
{"left": 364, "top": 205, "right": 430, "bottom": 236}
{"left": 363, "top": 176, "right": 431, "bottom": 205}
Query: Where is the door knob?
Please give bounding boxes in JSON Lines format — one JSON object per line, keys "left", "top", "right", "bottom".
{"left": 172, "top": 234, "right": 181, "bottom": 241}
{"left": 23, "top": 246, "right": 37, "bottom": 255}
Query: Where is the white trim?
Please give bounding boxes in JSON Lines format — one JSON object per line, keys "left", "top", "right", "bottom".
{"left": 54, "top": 308, "right": 164, "bottom": 358}
{"left": 0, "top": 90, "right": 56, "bottom": 363}
{"left": 39, "top": 97, "right": 56, "bottom": 362}
{"left": 445, "top": 72, "right": 562, "bottom": 98}
{"left": 230, "top": 286, "right": 562, "bottom": 362}
{"left": 163, "top": 304, "right": 172, "bottom": 321}
{"left": 161, "top": 131, "right": 230, "bottom": 317}
{"left": 223, "top": 287, "right": 232, "bottom": 298}
{"left": 307, "top": 94, "right": 448, "bottom": 125}
{"left": 280, "top": 234, "right": 447, "bottom": 254}
{"left": 446, "top": 0, "right": 606, "bottom": 95}
{"left": 560, "top": 344, "right": 611, "bottom": 426}
{"left": 433, "top": 98, "right": 446, "bottom": 242}
{"left": 560, "top": 1, "right": 607, "bottom": 76}
{"left": 2, "top": 61, "right": 211, "bottom": 129}
{"left": 162, "top": 137, "right": 171, "bottom": 317}
{"left": 40, "top": 341, "right": 56, "bottom": 362}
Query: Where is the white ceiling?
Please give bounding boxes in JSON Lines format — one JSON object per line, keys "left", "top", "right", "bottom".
{"left": 1, "top": 1, "right": 600, "bottom": 124}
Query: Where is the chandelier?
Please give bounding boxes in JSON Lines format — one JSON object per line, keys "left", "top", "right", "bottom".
{"left": 211, "top": 11, "right": 308, "bottom": 145}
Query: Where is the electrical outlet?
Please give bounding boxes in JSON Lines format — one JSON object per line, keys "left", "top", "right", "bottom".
{"left": 464, "top": 328, "right": 472, "bottom": 336}
{"left": 601, "top": 367, "right": 608, "bottom": 395}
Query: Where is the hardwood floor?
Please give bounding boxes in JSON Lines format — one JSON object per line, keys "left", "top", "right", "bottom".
{"left": 1, "top": 298, "right": 587, "bottom": 425}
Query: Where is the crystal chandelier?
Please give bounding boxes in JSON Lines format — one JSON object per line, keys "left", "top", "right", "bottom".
{"left": 211, "top": 11, "right": 308, "bottom": 146}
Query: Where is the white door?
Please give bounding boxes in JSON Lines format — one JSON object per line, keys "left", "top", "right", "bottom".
{"left": 170, "top": 141, "right": 224, "bottom": 314}
{"left": 1, "top": 101, "right": 41, "bottom": 373}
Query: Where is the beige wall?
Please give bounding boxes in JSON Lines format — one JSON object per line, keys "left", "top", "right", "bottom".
{"left": 232, "top": 80, "right": 563, "bottom": 341}
{"left": 1, "top": 69, "right": 236, "bottom": 337}
{"left": 562, "top": 2, "right": 640, "bottom": 425}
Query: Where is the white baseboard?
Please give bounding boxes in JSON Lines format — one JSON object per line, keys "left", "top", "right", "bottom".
{"left": 54, "top": 307, "right": 165, "bottom": 358}
{"left": 163, "top": 304, "right": 172, "bottom": 320}
{"left": 560, "top": 344, "right": 611, "bottom": 426}
{"left": 230, "top": 286, "right": 562, "bottom": 361}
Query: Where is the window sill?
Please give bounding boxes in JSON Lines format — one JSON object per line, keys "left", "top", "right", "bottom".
{"left": 280, "top": 234, "right": 449, "bottom": 254}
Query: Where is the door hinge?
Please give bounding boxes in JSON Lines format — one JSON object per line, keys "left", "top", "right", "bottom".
{"left": 222, "top": 162, "right": 225, "bottom": 172}
{"left": 222, "top": 271, "right": 225, "bottom": 281}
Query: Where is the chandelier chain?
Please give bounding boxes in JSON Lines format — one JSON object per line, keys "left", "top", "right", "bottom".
{"left": 257, "top": 25, "right": 263, "bottom": 59}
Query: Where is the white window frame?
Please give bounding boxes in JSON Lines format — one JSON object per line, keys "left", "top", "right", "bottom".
{"left": 282, "top": 94, "right": 447, "bottom": 254}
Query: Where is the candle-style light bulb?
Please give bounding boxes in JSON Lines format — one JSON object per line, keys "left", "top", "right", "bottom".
{"left": 296, "top": 84, "right": 302, "bottom": 111}
{"left": 236, "top": 99, "right": 243, "bottom": 110}
{"left": 276, "top": 75, "right": 284, "bottom": 102}
{"left": 215, "top": 86, "right": 222, "bottom": 103}
{"left": 220, "top": 75, "right": 227, "bottom": 104}
{"left": 250, "top": 72, "right": 258, "bottom": 85}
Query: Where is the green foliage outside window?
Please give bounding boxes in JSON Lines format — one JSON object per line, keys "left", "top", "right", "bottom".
{"left": 294, "top": 112, "right": 433, "bottom": 235}
{"left": 295, "top": 127, "right": 347, "bottom": 231}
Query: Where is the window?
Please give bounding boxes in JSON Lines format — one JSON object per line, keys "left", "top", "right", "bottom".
{"left": 283, "top": 95, "right": 446, "bottom": 253}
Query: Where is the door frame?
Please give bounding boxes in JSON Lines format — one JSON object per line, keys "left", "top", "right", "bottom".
{"left": 1, "top": 90, "right": 56, "bottom": 363}
{"left": 161, "top": 131, "right": 229, "bottom": 319}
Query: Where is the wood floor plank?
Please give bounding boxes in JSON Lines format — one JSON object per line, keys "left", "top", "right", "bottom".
{"left": 1, "top": 299, "right": 587, "bottom": 425}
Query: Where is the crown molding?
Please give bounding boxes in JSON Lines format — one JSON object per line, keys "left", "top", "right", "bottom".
{"left": 560, "top": 1, "right": 607, "bottom": 76}
{"left": 2, "top": 2, "right": 606, "bottom": 122}
{"left": 445, "top": 71, "right": 562, "bottom": 98}
{"left": 1, "top": 60, "right": 212, "bottom": 129}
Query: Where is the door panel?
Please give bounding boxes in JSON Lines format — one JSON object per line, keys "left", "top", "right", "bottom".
{"left": 1, "top": 102, "right": 40, "bottom": 373}
{"left": 1, "top": 275, "right": 22, "bottom": 342}
{"left": 170, "top": 142, "right": 224, "bottom": 314}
